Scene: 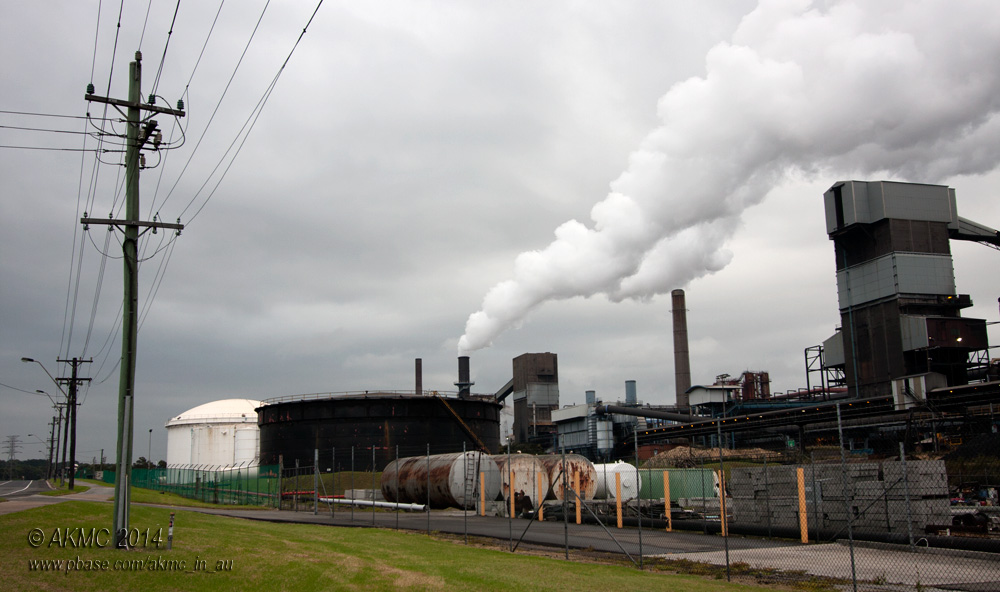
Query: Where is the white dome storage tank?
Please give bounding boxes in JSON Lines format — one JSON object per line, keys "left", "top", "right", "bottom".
{"left": 165, "top": 399, "right": 261, "bottom": 468}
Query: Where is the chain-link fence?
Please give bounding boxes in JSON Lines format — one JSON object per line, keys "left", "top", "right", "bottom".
{"left": 104, "top": 429, "right": 999, "bottom": 590}
{"left": 102, "top": 464, "right": 280, "bottom": 506}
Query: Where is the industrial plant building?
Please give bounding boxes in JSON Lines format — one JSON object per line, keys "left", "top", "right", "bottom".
{"left": 166, "top": 181, "right": 997, "bottom": 469}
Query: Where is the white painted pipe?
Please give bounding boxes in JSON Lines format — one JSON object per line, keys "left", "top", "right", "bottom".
{"left": 319, "top": 497, "right": 427, "bottom": 512}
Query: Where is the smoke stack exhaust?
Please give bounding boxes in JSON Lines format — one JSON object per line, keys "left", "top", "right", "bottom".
{"left": 415, "top": 358, "right": 423, "bottom": 395}
{"left": 672, "top": 289, "right": 691, "bottom": 411}
{"left": 455, "top": 356, "right": 474, "bottom": 397}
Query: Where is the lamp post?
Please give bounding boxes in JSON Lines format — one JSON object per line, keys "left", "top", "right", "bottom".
{"left": 148, "top": 429, "right": 153, "bottom": 470}
{"left": 22, "top": 357, "right": 82, "bottom": 488}
{"left": 34, "top": 390, "right": 63, "bottom": 480}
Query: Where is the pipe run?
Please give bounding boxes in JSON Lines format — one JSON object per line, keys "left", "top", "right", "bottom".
{"left": 319, "top": 497, "right": 428, "bottom": 512}
{"left": 596, "top": 404, "right": 698, "bottom": 423}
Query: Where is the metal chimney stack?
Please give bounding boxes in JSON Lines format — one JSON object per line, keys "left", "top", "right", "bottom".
{"left": 415, "top": 358, "right": 423, "bottom": 395}
{"left": 672, "top": 289, "right": 692, "bottom": 411}
{"left": 455, "top": 356, "right": 474, "bottom": 397}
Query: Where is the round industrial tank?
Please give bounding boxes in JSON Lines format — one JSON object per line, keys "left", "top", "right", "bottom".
{"left": 164, "top": 399, "right": 261, "bottom": 468}
{"left": 381, "top": 452, "right": 500, "bottom": 509}
{"left": 594, "top": 461, "right": 641, "bottom": 501}
{"left": 537, "top": 454, "right": 597, "bottom": 501}
{"left": 494, "top": 454, "right": 546, "bottom": 504}
{"left": 257, "top": 393, "right": 501, "bottom": 470}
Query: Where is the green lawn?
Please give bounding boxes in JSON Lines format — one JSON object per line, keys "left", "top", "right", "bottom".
{"left": 1, "top": 501, "right": 792, "bottom": 592}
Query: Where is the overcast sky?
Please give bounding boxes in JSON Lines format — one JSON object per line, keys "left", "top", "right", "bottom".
{"left": 2, "top": 1, "right": 999, "bottom": 465}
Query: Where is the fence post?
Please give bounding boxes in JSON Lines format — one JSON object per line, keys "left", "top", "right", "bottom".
{"left": 395, "top": 445, "right": 400, "bottom": 530}
{"left": 664, "top": 470, "right": 672, "bottom": 532}
{"left": 351, "top": 446, "right": 355, "bottom": 523}
{"left": 314, "top": 448, "right": 319, "bottom": 515}
{"left": 537, "top": 470, "right": 544, "bottom": 521}
{"left": 797, "top": 467, "right": 808, "bottom": 543}
{"left": 900, "top": 442, "right": 915, "bottom": 550}
{"left": 331, "top": 447, "right": 336, "bottom": 520}
{"left": 835, "top": 403, "right": 858, "bottom": 592}
{"left": 426, "top": 443, "right": 430, "bottom": 535}
{"left": 615, "top": 472, "right": 623, "bottom": 528}
{"left": 372, "top": 446, "right": 376, "bottom": 526}
{"left": 278, "top": 455, "right": 283, "bottom": 510}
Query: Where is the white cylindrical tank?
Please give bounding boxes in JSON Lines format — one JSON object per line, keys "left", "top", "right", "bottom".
{"left": 594, "top": 461, "right": 641, "bottom": 501}
{"left": 164, "top": 399, "right": 261, "bottom": 468}
{"left": 493, "top": 454, "right": 546, "bottom": 506}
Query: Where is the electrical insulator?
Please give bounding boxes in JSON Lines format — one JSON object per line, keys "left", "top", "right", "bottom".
{"left": 86, "top": 83, "right": 95, "bottom": 95}
{"left": 176, "top": 99, "right": 184, "bottom": 111}
{"left": 139, "top": 154, "right": 146, "bottom": 168}
{"left": 148, "top": 94, "right": 156, "bottom": 105}
{"left": 153, "top": 131, "right": 162, "bottom": 148}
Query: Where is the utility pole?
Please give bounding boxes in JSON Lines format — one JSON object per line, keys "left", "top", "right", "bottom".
{"left": 83, "top": 50, "right": 184, "bottom": 548}
{"left": 57, "top": 357, "right": 91, "bottom": 490}
{"left": 47, "top": 416, "right": 57, "bottom": 479}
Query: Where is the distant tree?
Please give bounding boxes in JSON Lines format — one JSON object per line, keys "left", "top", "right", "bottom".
{"left": 132, "top": 457, "right": 148, "bottom": 469}
{"left": 157, "top": 460, "right": 166, "bottom": 469}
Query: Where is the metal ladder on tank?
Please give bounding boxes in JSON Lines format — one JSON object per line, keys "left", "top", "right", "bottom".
{"left": 463, "top": 451, "right": 481, "bottom": 511}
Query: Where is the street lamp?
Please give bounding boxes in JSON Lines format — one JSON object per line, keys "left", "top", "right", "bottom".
{"left": 148, "top": 429, "right": 153, "bottom": 470}
{"left": 22, "top": 357, "right": 75, "bottom": 488}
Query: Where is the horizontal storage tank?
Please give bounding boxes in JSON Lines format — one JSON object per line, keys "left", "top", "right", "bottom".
{"left": 594, "top": 462, "right": 641, "bottom": 501}
{"left": 637, "top": 468, "right": 717, "bottom": 500}
{"left": 381, "top": 451, "right": 500, "bottom": 510}
{"left": 537, "top": 454, "right": 596, "bottom": 501}
{"left": 494, "top": 453, "right": 547, "bottom": 505}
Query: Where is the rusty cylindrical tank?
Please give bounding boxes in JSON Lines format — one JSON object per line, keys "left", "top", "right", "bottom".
{"left": 493, "top": 454, "right": 547, "bottom": 506}
{"left": 537, "top": 454, "right": 596, "bottom": 501}
{"left": 381, "top": 451, "right": 500, "bottom": 510}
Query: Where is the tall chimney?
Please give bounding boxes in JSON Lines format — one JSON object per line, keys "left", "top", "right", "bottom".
{"left": 415, "top": 358, "right": 423, "bottom": 395}
{"left": 625, "top": 380, "right": 637, "bottom": 406}
{"left": 455, "top": 356, "right": 474, "bottom": 397}
{"left": 672, "top": 289, "right": 692, "bottom": 411}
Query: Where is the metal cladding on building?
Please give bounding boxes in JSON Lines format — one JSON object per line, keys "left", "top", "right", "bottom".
{"left": 380, "top": 451, "right": 500, "bottom": 510}
{"left": 823, "top": 181, "right": 997, "bottom": 401}
{"left": 537, "top": 454, "right": 597, "bottom": 501}
{"left": 256, "top": 391, "right": 501, "bottom": 470}
{"left": 671, "top": 289, "right": 692, "bottom": 411}
{"left": 165, "top": 398, "right": 261, "bottom": 468}
{"left": 511, "top": 352, "right": 559, "bottom": 444}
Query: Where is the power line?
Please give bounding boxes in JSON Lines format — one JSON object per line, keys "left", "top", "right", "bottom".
{"left": 183, "top": 0, "right": 325, "bottom": 224}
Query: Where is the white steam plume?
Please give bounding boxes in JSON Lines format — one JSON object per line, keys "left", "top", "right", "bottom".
{"left": 459, "top": 0, "right": 1000, "bottom": 353}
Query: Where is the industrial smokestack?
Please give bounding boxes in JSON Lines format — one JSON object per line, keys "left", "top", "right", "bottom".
{"left": 455, "top": 356, "right": 474, "bottom": 397}
{"left": 672, "top": 289, "right": 691, "bottom": 412}
{"left": 415, "top": 358, "right": 423, "bottom": 395}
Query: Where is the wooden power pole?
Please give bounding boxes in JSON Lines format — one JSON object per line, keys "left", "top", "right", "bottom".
{"left": 83, "top": 50, "right": 184, "bottom": 548}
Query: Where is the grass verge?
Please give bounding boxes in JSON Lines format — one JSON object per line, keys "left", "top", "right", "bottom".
{"left": 3, "top": 500, "right": 790, "bottom": 592}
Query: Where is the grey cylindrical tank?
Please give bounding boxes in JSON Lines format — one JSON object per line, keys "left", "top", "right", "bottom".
{"left": 381, "top": 451, "right": 500, "bottom": 510}
{"left": 594, "top": 461, "right": 642, "bottom": 501}
{"left": 537, "top": 454, "right": 597, "bottom": 501}
{"left": 493, "top": 454, "right": 547, "bottom": 506}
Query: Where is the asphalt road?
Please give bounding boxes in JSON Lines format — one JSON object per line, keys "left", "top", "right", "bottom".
{"left": 0, "top": 480, "right": 50, "bottom": 498}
